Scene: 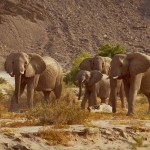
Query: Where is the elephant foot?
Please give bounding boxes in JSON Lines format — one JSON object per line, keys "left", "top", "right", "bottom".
{"left": 8, "top": 106, "right": 18, "bottom": 112}
{"left": 147, "top": 110, "right": 150, "bottom": 114}
{"left": 112, "top": 108, "right": 116, "bottom": 113}
{"left": 121, "top": 107, "right": 127, "bottom": 111}
{"left": 126, "top": 112, "right": 134, "bottom": 116}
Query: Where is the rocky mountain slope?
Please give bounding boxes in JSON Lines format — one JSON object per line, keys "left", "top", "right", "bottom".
{"left": 0, "top": 0, "right": 150, "bottom": 69}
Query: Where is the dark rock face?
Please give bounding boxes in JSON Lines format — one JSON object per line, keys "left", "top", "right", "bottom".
{"left": 0, "top": 0, "right": 150, "bottom": 69}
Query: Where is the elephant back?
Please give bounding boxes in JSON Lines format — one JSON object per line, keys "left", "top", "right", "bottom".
{"left": 79, "top": 57, "right": 93, "bottom": 71}
{"left": 36, "top": 56, "right": 63, "bottom": 91}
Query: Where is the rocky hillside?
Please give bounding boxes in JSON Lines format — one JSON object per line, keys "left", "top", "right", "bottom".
{"left": 0, "top": 0, "right": 150, "bottom": 69}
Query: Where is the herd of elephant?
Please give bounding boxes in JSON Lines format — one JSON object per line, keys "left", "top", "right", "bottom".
{"left": 4, "top": 52, "right": 150, "bottom": 116}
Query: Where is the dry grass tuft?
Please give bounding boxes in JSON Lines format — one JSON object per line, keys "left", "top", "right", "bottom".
{"left": 0, "top": 120, "right": 39, "bottom": 128}
{"left": 52, "top": 125, "right": 70, "bottom": 129}
{"left": 26, "top": 101, "right": 87, "bottom": 125}
{"left": 26, "top": 89, "right": 87, "bottom": 125}
{"left": 36, "top": 127, "right": 70, "bottom": 145}
{"left": 0, "top": 128, "right": 15, "bottom": 133}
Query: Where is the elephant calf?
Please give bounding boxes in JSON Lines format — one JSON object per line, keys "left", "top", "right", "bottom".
{"left": 76, "top": 70, "right": 110, "bottom": 109}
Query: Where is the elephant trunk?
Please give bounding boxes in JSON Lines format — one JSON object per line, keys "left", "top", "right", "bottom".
{"left": 109, "top": 78, "right": 118, "bottom": 113}
{"left": 15, "top": 74, "right": 21, "bottom": 104}
{"left": 78, "top": 80, "right": 84, "bottom": 100}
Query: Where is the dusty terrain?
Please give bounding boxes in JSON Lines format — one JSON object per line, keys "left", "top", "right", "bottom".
{"left": 0, "top": 0, "right": 150, "bottom": 149}
{"left": 0, "top": 118, "right": 150, "bottom": 150}
{"left": 0, "top": 0, "right": 150, "bottom": 69}
{"left": 0, "top": 72, "right": 150, "bottom": 150}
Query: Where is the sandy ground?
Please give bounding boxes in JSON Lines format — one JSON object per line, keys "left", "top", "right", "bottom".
{"left": 0, "top": 72, "right": 150, "bottom": 150}
{"left": 0, "top": 118, "right": 150, "bottom": 150}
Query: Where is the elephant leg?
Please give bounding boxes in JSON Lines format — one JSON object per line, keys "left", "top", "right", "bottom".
{"left": 89, "top": 92, "right": 97, "bottom": 107}
{"left": 27, "top": 78, "right": 36, "bottom": 109}
{"left": 148, "top": 96, "right": 150, "bottom": 113}
{"left": 119, "top": 83, "right": 125, "bottom": 109}
{"left": 127, "top": 75, "right": 142, "bottom": 115}
{"left": 81, "top": 91, "right": 89, "bottom": 109}
{"left": 43, "top": 91, "right": 51, "bottom": 104}
{"left": 101, "top": 98, "right": 106, "bottom": 104}
{"left": 144, "top": 94, "right": 150, "bottom": 113}
{"left": 9, "top": 83, "right": 26, "bottom": 111}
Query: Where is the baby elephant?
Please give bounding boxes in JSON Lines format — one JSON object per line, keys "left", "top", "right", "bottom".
{"left": 76, "top": 70, "right": 110, "bottom": 109}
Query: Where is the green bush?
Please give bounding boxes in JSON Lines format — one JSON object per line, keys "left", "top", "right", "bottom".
{"left": 98, "top": 44, "right": 126, "bottom": 58}
{"left": 64, "top": 51, "right": 91, "bottom": 86}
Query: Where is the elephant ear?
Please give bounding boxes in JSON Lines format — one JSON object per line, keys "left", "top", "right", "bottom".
{"left": 102, "top": 57, "right": 111, "bottom": 74}
{"left": 127, "top": 52, "right": 150, "bottom": 76}
{"left": 4, "top": 53, "right": 16, "bottom": 77}
{"left": 25, "top": 53, "right": 46, "bottom": 77}
{"left": 88, "top": 70, "right": 103, "bottom": 86}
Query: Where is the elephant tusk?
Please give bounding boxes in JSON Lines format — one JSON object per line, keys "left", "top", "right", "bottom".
{"left": 113, "top": 76, "right": 119, "bottom": 79}
{"left": 10, "top": 72, "right": 14, "bottom": 77}
{"left": 81, "top": 79, "right": 85, "bottom": 83}
{"left": 20, "top": 71, "right": 24, "bottom": 74}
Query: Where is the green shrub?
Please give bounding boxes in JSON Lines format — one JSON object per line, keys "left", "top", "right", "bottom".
{"left": 98, "top": 44, "right": 126, "bottom": 58}
{"left": 64, "top": 51, "right": 91, "bottom": 86}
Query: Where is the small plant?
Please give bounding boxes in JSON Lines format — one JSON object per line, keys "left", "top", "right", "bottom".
{"left": 64, "top": 51, "right": 91, "bottom": 86}
{"left": 132, "top": 134, "right": 144, "bottom": 148}
{"left": 0, "top": 120, "right": 39, "bottom": 128}
{"left": 26, "top": 90, "right": 87, "bottom": 125}
{"left": 26, "top": 101, "right": 87, "bottom": 125}
{"left": 0, "top": 128, "right": 15, "bottom": 133}
{"left": 0, "top": 77, "right": 7, "bottom": 84}
{"left": 98, "top": 44, "right": 126, "bottom": 58}
{"left": 36, "top": 127, "right": 70, "bottom": 145}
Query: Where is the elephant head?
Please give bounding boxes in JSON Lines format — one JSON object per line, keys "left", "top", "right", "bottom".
{"left": 76, "top": 70, "right": 103, "bottom": 100}
{"left": 4, "top": 52, "right": 46, "bottom": 103}
{"left": 79, "top": 56, "right": 111, "bottom": 75}
{"left": 110, "top": 52, "right": 150, "bottom": 80}
{"left": 110, "top": 52, "right": 150, "bottom": 114}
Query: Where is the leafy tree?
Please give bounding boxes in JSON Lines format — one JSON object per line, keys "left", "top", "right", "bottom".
{"left": 98, "top": 44, "right": 126, "bottom": 58}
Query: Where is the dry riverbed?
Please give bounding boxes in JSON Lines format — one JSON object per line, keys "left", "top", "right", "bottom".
{"left": 0, "top": 72, "right": 150, "bottom": 150}
{"left": 0, "top": 117, "right": 150, "bottom": 150}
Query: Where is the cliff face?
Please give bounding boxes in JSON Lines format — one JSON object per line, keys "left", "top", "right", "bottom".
{"left": 0, "top": 0, "right": 150, "bottom": 69}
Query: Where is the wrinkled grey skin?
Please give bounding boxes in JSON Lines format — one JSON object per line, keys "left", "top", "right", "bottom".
{"left": 76, "top": 70, "right": 110, "bottom": 109}
{"left": 79, "top": 56, "right": 125, "bottom": 108}
{"left": 110, "top": 52, "right": 150, "bottom": 115}
{"left": 5, "top": 52, "right": 63, "bottom": 111}
{"left": 79, "top": 56, "right": 111, "bottom": 74}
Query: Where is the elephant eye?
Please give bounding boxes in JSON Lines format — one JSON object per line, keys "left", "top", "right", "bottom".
{"left": 120, "top": 64, "right": 123, "bottom": 67}
{"left": 12, "top": 61, "right": 14, "bottom": 64}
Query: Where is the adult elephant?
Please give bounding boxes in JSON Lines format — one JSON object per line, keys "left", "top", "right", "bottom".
{"left": 79, "top": 56, "right": 111, "bottom": 74}
{"left": 110, "top": 52, "right": 150, "bottom": 115}
{"left": 79, "top": 56, "right": 125, "bottom": 108}
{"left": 5, "top": 52, "right": 63, "bottom": 111}
{"left": 76, "top": 70, "right": 110, "bottom": 109}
